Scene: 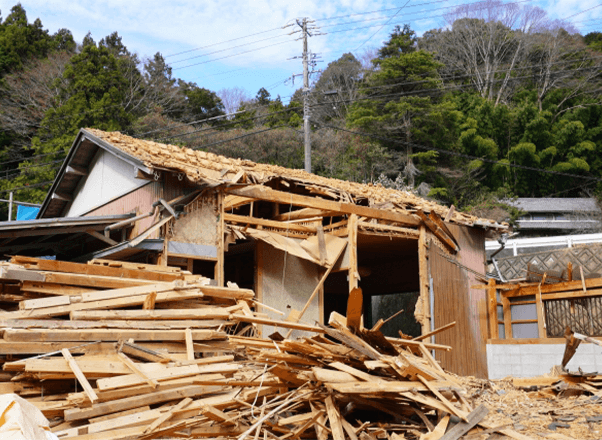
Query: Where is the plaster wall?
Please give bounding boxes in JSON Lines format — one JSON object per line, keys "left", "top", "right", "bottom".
{"left": 260, "top": 244, "right": 321, "bottom": 339}
{"left": 66, "top": 149, "right": 147, "bottom": 217}
{"left": 487, "top": 343, "right": 602, "bottom": 379}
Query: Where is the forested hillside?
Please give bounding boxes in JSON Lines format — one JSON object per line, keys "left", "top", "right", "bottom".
{"left": 1, "top": 2, "right": 601, "bottom": 219}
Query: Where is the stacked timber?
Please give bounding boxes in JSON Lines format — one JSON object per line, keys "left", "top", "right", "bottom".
{"left": 0, "top": 257, "right": 535, "bottom": 440}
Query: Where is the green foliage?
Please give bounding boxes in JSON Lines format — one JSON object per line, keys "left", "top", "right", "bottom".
{"left": 376, "top": 24, "right": 417, "bottom": 60}
{"left": 0, "top": 4, "right": 55, "bottom": 75}
{"left": 584, "top": 32, "right": 602, "bottom": 51}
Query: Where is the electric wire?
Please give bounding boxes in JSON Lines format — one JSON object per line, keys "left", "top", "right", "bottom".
{"left": 165, "top": 26, "right": 284, "bottom": 58}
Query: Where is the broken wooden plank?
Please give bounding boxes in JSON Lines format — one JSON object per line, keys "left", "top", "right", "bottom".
{"left": 439, "top": 405, "right": 488, "bottom": 440}
{"left": 61, "top": 348, "right": 98, "bottom": 403}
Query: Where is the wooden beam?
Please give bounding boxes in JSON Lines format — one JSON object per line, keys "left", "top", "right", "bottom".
{"left": 185, "top": 328, "right": 195, "bottom": 361}
{"left": 216, "top": 191, "right": 225, "bottom": 287}
{"left": 535, "top": 283, "right": 546, "bottom": 338}
{"left": 416, "top": 210, "right": 458, "bottom": 253}
{"left": 273, "top": 207, "right": 337, "bottom": 221}
{"left": 501, "top": 295, "right": 512, "bottom": 339}
{"left": 61, "top": 348, "right": 98, "bottom": 403}
{"left": 117, "top": 352, "right": 159, "bottom": 389}
{"left": 143, "top": 398, "right": 192, "bottom": 435}
{"left": 3, "top": 328, "right": 226, "bottom": 342}
{"left": 86, "top": 229, "right": 118, "bottom": 246}
{"left": 418, "top": 225, "right": 431, "bottom": 339}
{"left": 428, "top": 211, "right": 459, "bottom": 250}
{"left": 224, "top": 213, "right": 316, "bottom": 233}
{"left": 439, "top": 405, "right": 488, "bottom": 440}
{"left": 487, "top": 278, "right": 499, "bottom": 340}
{"left": 11, "top": 256, "right": 183, "bottom": 282}
{"left": 324, "top": 395, "right": 345, "bottom": 440}
{"left": 412, "top": 321, "right": 456, "bottom": 342}
{"left": 226, "top": 185, "right": 421, "bottom": 226}
{"left": 348, "top": 214, "right": 358, "bottom": 291}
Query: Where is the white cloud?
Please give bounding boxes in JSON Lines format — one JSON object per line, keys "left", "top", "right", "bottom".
{"left": 1, "top": 0, "right": 597, "bottom": 98}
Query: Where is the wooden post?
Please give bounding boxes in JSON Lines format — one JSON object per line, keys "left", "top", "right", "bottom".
{"left": 159, "top": 238, "right": 169, "bottom": 267}
{"left": 418, "top": 225, "right": 431, "bottom": 340}
{"left": 501, "top": 294, "right": 512, "bottom": 339}
{"left": 348, "top": 214, "right": 358, "bottom": 292}
{"left": 535, "top": 283, "right": 546, "bottom": 338}
{"left": 487, "top": 278, "right": 498, "bottom": 340}
{"left": 215, "top": 190, "right": 225, "bottom": 287}
{"left": 255, "top": 241, "right": 263, "bottom": 337}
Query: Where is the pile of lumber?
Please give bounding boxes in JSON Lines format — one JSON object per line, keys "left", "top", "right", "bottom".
{"left": 0, "top": 256, "right": 535, "bottom": 440}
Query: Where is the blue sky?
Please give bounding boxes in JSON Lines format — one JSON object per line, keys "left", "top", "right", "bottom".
{"left": 1, "top": 0, "right": 601, "bottom": 106}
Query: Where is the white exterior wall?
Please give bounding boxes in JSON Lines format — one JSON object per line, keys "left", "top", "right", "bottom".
{"left": 65, "top": 149, "right": 147, "bottom": 217}
{"left": 487, "top": 343, "right": 602, "bottom": 379}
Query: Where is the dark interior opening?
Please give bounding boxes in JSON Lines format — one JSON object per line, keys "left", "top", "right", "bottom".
{"left": 323, "top": 234, "right": 421, "bottom": 337}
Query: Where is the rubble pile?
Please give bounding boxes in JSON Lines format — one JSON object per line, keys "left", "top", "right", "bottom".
{"left": 0, "top": 256, "right": 598, "bottom": 440}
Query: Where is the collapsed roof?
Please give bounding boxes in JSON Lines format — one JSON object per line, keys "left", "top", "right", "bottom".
{"left": 38, "top": 128, "right": 508, "bottom": 232}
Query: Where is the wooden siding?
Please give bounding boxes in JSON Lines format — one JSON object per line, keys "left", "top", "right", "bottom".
{"left": 84, "top": 174, "right": 189, "bottom": 238}
{"left": 430, "top": 224, "right": 488, "bottom": 378}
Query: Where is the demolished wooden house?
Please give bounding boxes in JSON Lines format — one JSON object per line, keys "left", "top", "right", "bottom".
{"left": 0, "top": 257, "right": 542, "bottom": 440}
{"left": 0, "top": 128, "right": 509, "bottom": 378}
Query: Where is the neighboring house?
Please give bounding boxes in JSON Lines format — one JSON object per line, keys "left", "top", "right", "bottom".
{"left": 482, "top": 201, "right": 602, "bottom": 379}
{"left": 507, "top": 198, "right": 601, "bottom": 237}
{"left": 0, "top": 128, "right": 509, "bottom": 378}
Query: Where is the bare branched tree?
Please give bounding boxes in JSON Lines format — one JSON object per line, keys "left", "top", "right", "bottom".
{"left": 426, "top": 0, "right": 548, "bottom": 105}
{"left": 217, "top": 87, "right": 250, "bottom": 116}
{"left": 0, "top": 51, "right": 72, "bottom": 146}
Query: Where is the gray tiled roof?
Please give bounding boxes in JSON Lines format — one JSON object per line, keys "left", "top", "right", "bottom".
{"left": 506, "top": 198, "right": 601, "bottom": 213}
{"left": 516, "top": 220, "right": 601, "bottom": 229}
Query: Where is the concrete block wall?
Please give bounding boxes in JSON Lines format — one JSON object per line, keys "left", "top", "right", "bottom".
{"left": 487, "top": 343, "right": 602, "bottom": 379}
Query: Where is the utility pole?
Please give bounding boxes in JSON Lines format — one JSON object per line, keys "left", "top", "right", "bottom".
{"left": 301, "top": 18, "right": 311, "bottom": 174}
{"left": 288, "top": 18, "right": 321, "bottom": 174}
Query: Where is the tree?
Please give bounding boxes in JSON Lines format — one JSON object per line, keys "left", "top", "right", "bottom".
{"left": 376, "top": 24, "right": 417, "bottom": 59}
{"left": 217, "top": 87, "right": 249, "bottom": 116}
{"left": 422, "top": 0, "right": 547, "bottom": 105}
{"left": 7, "top": 41, "right": 137, "bottom": 203}
{"left": 311, "top": 53, "right": 362, "bottom": 123}
{"left": 179, "top": 80, "right": 225, "bottom": 122}
{"left": 0, "top": 4, "right": 55, "bottom": 76}
{"left": 348, "top": 26, "right": 449, "bottom": 187}
{"left": 255, "top": 87, "right": 271, "bottom": 106}
{"left": 0, "top": 51, "right": 72, "bottom": 148}
{"left": 137, "top": 52, "right": 184, "bottom": 117}
{"left": 584, "top": 32, "right": 602, "bottom": 51}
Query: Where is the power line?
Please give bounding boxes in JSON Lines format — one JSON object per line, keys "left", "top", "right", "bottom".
{"left": 169, "top": 33, "right": 293, "bottom": 65}
{"left": 314, "top": 0, "right": 454, "bottom": 22}
{"left": 189, "top": 124, "right": 291, "bottom": 150}
{"left": 165, "top": 26, "right": 284, "bottom": 58}
{"left": 566, "top": 2, "right": 602, "bottom": 20}
{"left": 0, "top": 181, "right": 54, "bottom": 195}
{"left": 172, "top": 40, "right": 296, "bottom": 70}
{"left": 354, "top": 0, "right": 413, "bottom": 51}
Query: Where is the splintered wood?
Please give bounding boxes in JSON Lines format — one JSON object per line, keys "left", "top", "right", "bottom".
{"left": 0, "top": 256, "right": 558, "bottom": 440}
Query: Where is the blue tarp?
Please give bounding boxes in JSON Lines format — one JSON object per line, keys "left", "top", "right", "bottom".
{"left": 16, "top": 205, "right": 40, "bottom": 221}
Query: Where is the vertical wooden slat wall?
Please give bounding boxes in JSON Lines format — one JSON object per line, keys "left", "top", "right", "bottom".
{"left": 430, "top": 224, "right": 488, "bottom": 378}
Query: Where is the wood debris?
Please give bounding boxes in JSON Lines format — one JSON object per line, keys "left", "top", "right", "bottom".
{"left": 0, "top": 256, "right": 592, "bottom": 440}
